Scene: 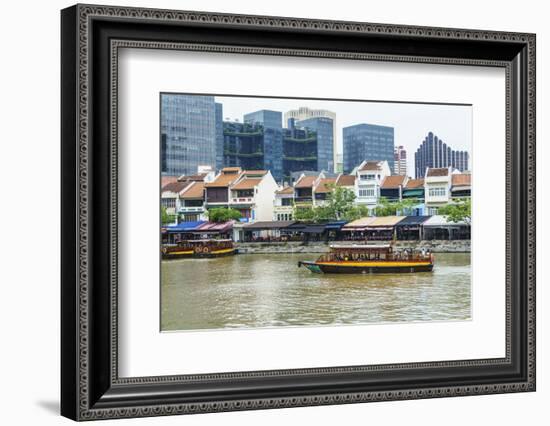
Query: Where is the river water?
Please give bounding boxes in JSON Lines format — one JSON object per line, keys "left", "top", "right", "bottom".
{"left": 161, "top": 253, "right": 471, "bottom": 331}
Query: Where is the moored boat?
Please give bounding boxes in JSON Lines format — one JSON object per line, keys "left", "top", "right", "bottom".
{"left": 162, "top": 239, "right": 236, "bottom": 259}
{"left": 298, "top": 242, "right": 434, "bottom": 274}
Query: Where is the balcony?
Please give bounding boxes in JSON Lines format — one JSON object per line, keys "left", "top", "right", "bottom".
{"left": 274, "top": 205, "right": 293, "bottom": 213}
{"left": 178, "top": 206, "right": 205, "bottom": 213}
{"left": 230, "top": 197, "right": 254, "bottom": 204}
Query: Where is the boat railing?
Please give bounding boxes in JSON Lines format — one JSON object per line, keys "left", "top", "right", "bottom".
{"left": 317, "top": 251, "right": 432, "bottom": 262}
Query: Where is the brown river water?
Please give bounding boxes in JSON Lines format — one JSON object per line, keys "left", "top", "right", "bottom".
{"left": 161, "top": 252, "right": 471, "bottom": 331}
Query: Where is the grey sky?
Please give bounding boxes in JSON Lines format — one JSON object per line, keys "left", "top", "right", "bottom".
{"left": 215, "top": 95, "right": 472, "bottom": 175}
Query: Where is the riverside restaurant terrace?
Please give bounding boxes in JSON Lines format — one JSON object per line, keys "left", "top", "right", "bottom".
{"left": 161, "top": 215, "right": 470, "bottom": 244}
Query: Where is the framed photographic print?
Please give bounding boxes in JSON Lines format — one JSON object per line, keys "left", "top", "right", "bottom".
{"left": 61, "top": 4, "right": 536, "bottom": 421}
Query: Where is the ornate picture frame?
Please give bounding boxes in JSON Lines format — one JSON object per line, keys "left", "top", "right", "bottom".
{"left": 61, "top": 4, "right": 535, "bottom": 420}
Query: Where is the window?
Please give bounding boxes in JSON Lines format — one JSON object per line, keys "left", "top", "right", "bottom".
{"left": 360, "top": 174, "right": 375, "bottom": 181}
{"left": 429, "top": 187, "right": 447, "bottom": 197}
{"left": 359, "top": 188, "right": 375, "bottom": 198}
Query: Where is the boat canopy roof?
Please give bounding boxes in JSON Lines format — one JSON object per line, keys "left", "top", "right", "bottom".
{"left": 330, "top": 243, "right": 392, "bottom": 250}
{"left": 184, "top": 239, "right": 233, "bottom": 243}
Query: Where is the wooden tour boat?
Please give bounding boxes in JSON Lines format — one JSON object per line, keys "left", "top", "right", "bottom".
{"left": 161, "top": 239, "right": 236, "bottom": 259}
{"left": 298, "top": 242, "right": 434, "bottom": 274}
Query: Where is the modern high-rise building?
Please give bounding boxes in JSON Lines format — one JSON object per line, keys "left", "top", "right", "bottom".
{"left": 294, "top": 117, "right": 334, "bottom": 173}
{"left": 414, "top": 131, "right": 469, "bottom": 178}
{"left": 342, "top": 123, "right": 395, "bottom": 174}
{"left": 160, "top": 94, "right": 218, "bottom": 176}
{"left": 285, "top": 107, "right": 337, "bottom": 172}
{"left": 221, "top": 112, "right": 334, "bottom": 183}
{"left": 335, "top": 153, "right": 344, "bottom": 173}
{"left": 215, "top": 102, "right": 224, "bottom": 171}
{"left": 243, "top": 110, "right": 284, "bottom": 182}
{"left": 394, "top": 145, "right": 407, "bottom": 176}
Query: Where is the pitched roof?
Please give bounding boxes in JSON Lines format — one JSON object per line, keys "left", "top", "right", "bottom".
{"left": 242, "top": 170, "right": 268, "bottom": 176}
{"left": 405, "top": 178, "right": 424, "bottom": 189}
{"left": 221, "top": 167, "right": 242, "bottom": 173}
{"left": 231, "top": 178, "right": 262, "bottom": 190}
{"left": 180, "top": 182, "right": 205, "bottom": 199}
{"left": 276, "top": 186, "right": 294, "bottom": 195}
{"left": 359, "top": 161, "right": 383, "bottom": 171}
{"left": 381, "top": 175, "right": 407, "bottom": 189}
{"left": 426, "top": 167, "right": 449, "bottom": 177}
{"left": 294, "top": 175, "right": 317, "bottom": 189}
{"left": 161, "top": 176, "right": 178, "bottom": 188}
{"left": 452, "top": 173, "right": 471, "bottom": 186}
{"left": 315, "top": 178, "right": 337, "bottom": 193}
{"left": 177, "top": 173, "right": 207, "bottom": 182}
{"left": 161, "top": 181, "right": 192, "bottom": 194}
{"left": 204, "top": 171, "right": 243, "bottom": 188}
{"left": 336, "top": 174, "right": 356, "bottom": 187}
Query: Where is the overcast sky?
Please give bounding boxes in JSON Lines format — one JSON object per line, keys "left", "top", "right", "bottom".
{"left": 215, "top": 95, "right": 472, "bottom": 175}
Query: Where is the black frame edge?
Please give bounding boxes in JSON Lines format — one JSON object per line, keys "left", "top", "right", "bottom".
{"left": 61, "top": 4, "right": 79, "bottom": 421}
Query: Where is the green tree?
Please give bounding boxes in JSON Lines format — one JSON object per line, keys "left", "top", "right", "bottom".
{"left": 324, "top": 185, "right": 357, "bottom": 220}
{"left": 343, "top": 205, "right": 370, "bottom": 221}
{"left": 374, "top": 197, "right": 398, "bottom": 216}
{"left": 293, "top": 206, "right": 317, "bottom": 221}
{"left": 207, "top": 207, "right": 242, "bottom": 223}
{"left": 292, "top": 186, "right": 361, "bottom": 222}
{"left": 438, "top": 198, "right": 471, "bottom": 224}
{"left": 161, "top": 206, "right": 176, "bottom": 225}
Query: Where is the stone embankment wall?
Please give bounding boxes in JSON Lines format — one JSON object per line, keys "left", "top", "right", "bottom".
{"left": 236, "top": 240, "right": 470, "bottom": 254}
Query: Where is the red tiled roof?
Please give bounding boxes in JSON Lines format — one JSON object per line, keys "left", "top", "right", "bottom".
{"left": 177, "top": 173, "right": 207, "bottom": 182}
{"left": 315, "top": 178, "right": 337, "bottom": 194}
{"left": 243, "top": 170, "right": 268, "bottom": 176}
{"left": 161, "top": 176, "right": 178, "bottom": 188}
{"left": 276, "top": 186, "right": 294, "bottom": 195}
{"left": 405, "top": 178, "right": 424, "bottom": 189}
{"left": 231, "top": 178, "right": 262, "bottom": 190}
{"left": 336, "top": 174, "right": 356, "bottom": 187}
{"left": 205, "top": 171, "right": 243, "bottom": 187}
{"left": 381, "top": 175, "right": 407, "bottom": 189}
{"left": 221, "top": 167, "right": 242, "bottom": 173}
{"left": 180, "top": 182, "right": 205, "bottom": 199}
{"left": 359, "top": 161, "right": 383, "bottom": 171}
{"left": 452, "top": 173, "right": 471, "bottom": 186}
{"left": 426, "top": 167, "right": 449, "bottom": 177}
{"left": 161, "top": 181, "right": 192, "bottom": 194}
{"left": 294, "top": 175, "right": 317, "bottom": 189}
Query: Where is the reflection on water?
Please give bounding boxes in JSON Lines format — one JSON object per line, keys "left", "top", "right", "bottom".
{"left": 161, "top": 253, "right": 471, "bottom": 331}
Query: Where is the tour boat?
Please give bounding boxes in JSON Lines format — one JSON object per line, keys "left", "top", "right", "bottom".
{"left": 298, "top": 242, "right": 434, "bottom": 274}
{"left": 161, "top": 239, "right": 236, "bottom": 259}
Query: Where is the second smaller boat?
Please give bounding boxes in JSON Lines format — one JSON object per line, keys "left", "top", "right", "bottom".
{"left": 161, "top": 239, "right": 236, "bottom": 259}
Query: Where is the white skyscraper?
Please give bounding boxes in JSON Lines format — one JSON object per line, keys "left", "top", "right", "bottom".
{"left": 394, "top": 145, "right": 407, "bottom": 176}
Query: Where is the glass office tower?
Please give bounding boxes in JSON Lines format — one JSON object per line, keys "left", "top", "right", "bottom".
{"left": 243, "top": 110, "right": 284, "bottom": 182}
{"left": 160, "top": 94, "right": 217, "bottom": 176}
{"left": 295, "top": 116, "right": 334, "bottom": 173}
{"left": 343, "top": 123, "right": 395, "bottom": 174}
